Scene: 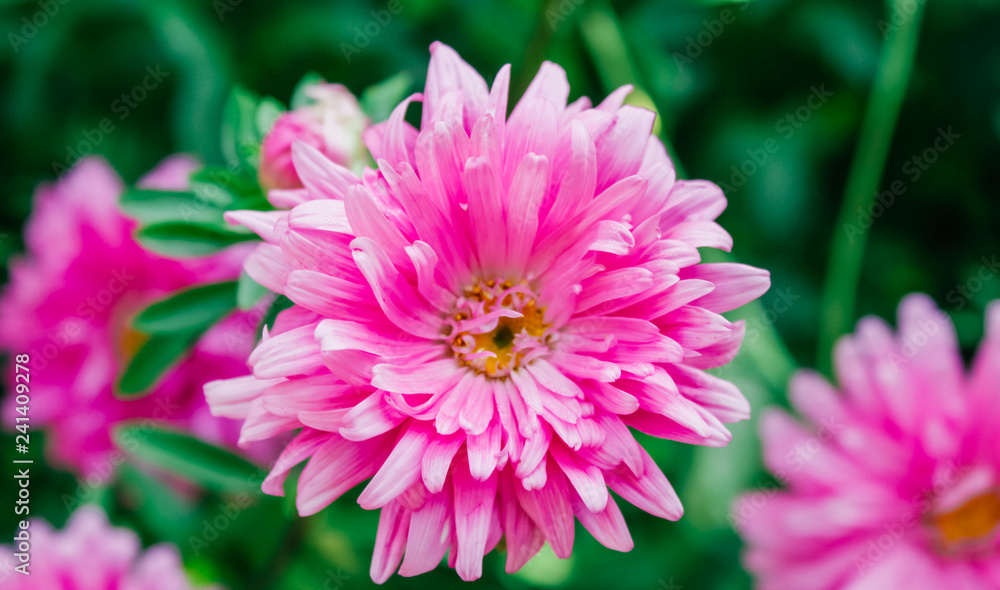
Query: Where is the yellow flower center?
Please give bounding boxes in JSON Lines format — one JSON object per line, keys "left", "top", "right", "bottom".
{"left": 449, "top": 279, "right": 549, "bottom": 377}
{"left": 930, "top": 489, "right": 1000, "bottom": 553}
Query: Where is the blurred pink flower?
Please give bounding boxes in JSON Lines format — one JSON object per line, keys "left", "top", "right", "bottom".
{"left": 258, "top": 82, "right": 369, "bottom": 191}
{"left": 208, "top": 42, "right": 769, "bottom": 581}
{"left": 737, "top": 294, "right": 1000, "bottom": 589}
{"left": 0, "top": 156, "right": 266, "bottom": 479}
{"left": 0, "top": 505, "right": 221, "bottom": 589}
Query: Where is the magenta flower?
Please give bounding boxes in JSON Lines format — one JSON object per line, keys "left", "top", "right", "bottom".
{"left": 0, "top": 505, "right": 221, "bottom": 589}
{"left": 0, "top": 156, "right": 266, "bottom": 479}
{"left": 208, "top": 42, "right": 769, "bottom": 581}
{"left": 259, "top": 82, "right": 369, "bottom": 191}
{"left": 736, "top": 295, "right": 1000, "bottom": 588}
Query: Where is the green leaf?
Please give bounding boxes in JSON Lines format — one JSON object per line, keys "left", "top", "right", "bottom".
{"left": 360, "top": 72, "right": 414, "bottom": 123}
{"left": 136, "top": 221, "right": 257, "bottom": 257}
{"left": 133, "top": 281, "right": 238, "bottom": 334}
{"left": 113, "top": 423, "right": 262, "bottom": 494}
{"left": 221, "top": 86, "right": 264, "bottom": 171}
{"left": 258, "top": 295, "right": 295, "bottom": 340}
{"left": 116, "top": 331, "right": 203, "bottom": 398}
{"left": 237, "top": 270, "right": 272, "bottom": 310}
{"left": 256, "top": 97, "right": 285, "bottom": 138}
{"left": 120, "top": 189, "right": 224, "bottom": 225}
{"left": 191, "top": 165, "right": 271, "bottom": 211}
{"left": 290, "top": 71, "right": 326, "bottom": 109}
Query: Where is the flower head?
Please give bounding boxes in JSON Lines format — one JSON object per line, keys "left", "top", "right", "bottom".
{"left": 210, "top": 42, "right": 769, "bottom": 582}
{"left": 259, "top": 83, "right": 369, "bottom": 191}
{"left": 0, "top": 506, "right": 221, "bottom": 589}
{"left": 0, "top": 156, "right": 268, "bottom": 478}
{"left": 737, "top": 295, "right": 1000, "bottom": 588}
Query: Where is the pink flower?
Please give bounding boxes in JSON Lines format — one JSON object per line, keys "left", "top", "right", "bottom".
{"left": 736, "top": 294, "right": 1000, "bottom": 589}
{"left": 259, "top": 83, "right": 369, "bottom": 191}
{"left": 209, "top": 42, "right": 769, "bottom": 582}
{"left": 0, "top": 156, "right": 265, "bottom": 479}
{"left": 0, "top": 505, "right": 222, "bottom": 589}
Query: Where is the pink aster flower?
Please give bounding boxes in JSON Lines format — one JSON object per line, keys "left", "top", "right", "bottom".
{"left": 259, "top": 82, "right": 369, "bottom": 191}
{"left": 0, "top": 156, "right": 267, "bottom": 479}
{"left": 208, "top": 42, "right": 769, "bottom": 582}
{"left": 0, "top": 505, "right": 221, "bottom": 589}
{"left": 736, "top": 294, "right": 1000, "bottom": 589}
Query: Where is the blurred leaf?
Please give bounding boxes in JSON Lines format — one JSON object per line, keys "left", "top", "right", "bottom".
{"left": 290, "top": 71, "right": 326, "bottom": 109}
{"left": 191, "top": 165, "right": 270, "bottom": 211}
{"left": 360, "top": 72, "right": 414, "bottom": 123}
{"left": 133, "top": 280, "right": 238, "bottom": 334}
{"left": 221, "top": 86, "right": 265, "bottom": 171}
{"left": 113, "top": 423, "right": 262, "bottom": 494}
{"left": 136, "top": 221, "right": 257, "bottom": 257}
{"left": 120, "top": 189, "right": 224, "bottom": 225}
{"left": 237, "top": 270, "right": 271, "bottom": 310}
{"left": 256, "top": 97, "right": 285, "bottom": 138}
{"left": 259, "top": 295, "right": 295, "bottom": 338}
{"left": 116, "top": 331, "right": 202, "bottom": 398}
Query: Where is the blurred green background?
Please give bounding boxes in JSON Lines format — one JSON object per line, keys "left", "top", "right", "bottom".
{"left": 1, "top": 0, "right": 999, "bottom": 588}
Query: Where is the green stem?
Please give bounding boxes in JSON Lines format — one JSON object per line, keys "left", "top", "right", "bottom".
{"left": 815, "top": 0, "right": 926, "bottom": 374}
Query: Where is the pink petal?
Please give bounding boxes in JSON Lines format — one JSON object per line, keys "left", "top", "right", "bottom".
{"left": 515, "top": 459, "right": 575, "bottom": 558}
{"left": 572, "top": 492, "right": 633, "bottom": 552}
{"left": 683, "top": 263, "right": 771, "bottom": 313}
{"left": 399, "top": 491, "right": 452, "bottom": 577}
{"left": 340, "top": 390, "right": 408, "bottom": 441}
{"left": 370, "top": 501, "right": 411, "bottom": 584}
{"left": 498, "top": 471, "right": 545, "bottom": 573}
{"left": 551, "top": 441, "right": 608, "bottom": 512}
{"left": 248, "top": 323, "right": 324, "bottom": 379}
{"left": 467, "top": 419, "right": 501, "bottom": 480}
{"left": 291, "top": 140, "right": 360, "bottom": 200}
{"left": 605, "top": 448, "right": 683, "bottom": 520}
{"left": 423, "top": 41, "right": 488, "bottom": 132}
{"left": 351, "top": 237, "right": 442, "bottom": 338}
{"left": 262, "top": 428, "right": 330, "bottom": 496}
{"left": 204, "top": 375, "right": 280, "bottom": 419}
{"left": 244, "top": 243, "right": 292, "bottom": 293}
{"left": 504, "top": 153, "right": 549, "bottom": 273}
{"left": 296, "top": 434, "right": 391, "bottom": 516}
{"left": 422, "top": 431, "right": 465, "bottom": 493}
{"left": 359, "top": 421, "right": 435, "bottom": 509}
{"left": 452, "top": 458, "right": 498, "bottom": 581}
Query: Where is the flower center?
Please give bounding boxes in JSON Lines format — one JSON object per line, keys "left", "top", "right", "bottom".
{"left": 447, "top": 278, "right": 550, "bottom": 377}
{"left": 929, "top": 489, "right": 1000, "bottom": 554}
